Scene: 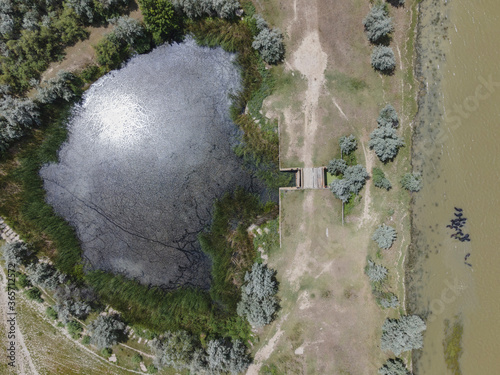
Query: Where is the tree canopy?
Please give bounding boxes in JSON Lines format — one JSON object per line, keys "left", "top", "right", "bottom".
{"left": 372, "top": 224, "right": 397, "bottom": 249}
{"left": 371, "top": 45, "right": 396, "bottom": 72}
{"left": 381, "top": 315, "right": 427, "bottom": 356}
{"left": 363, "top": 4, "right": 393, "bottom": 43}
{"left": 339, "top": 134, "right": 357, "bottom": 156}
{"left": 369, "top": 126, "right": 404, "bottom": 162}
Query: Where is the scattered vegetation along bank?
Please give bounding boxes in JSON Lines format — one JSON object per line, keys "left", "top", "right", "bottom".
{"left": 0, "top": 1, "right": 286, "bottom": 370}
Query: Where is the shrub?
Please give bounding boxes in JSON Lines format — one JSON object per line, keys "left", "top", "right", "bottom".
{"left": 401, "top": 173, "right": 422, "bottom": 192}
{"left": 372, "top": 224, "right": 397, "bottom": 249}
{"left": 138, "top": 0, "right": 179, "bottom": 43}
{"left": 67, "top": 320, "right": 83, "bottom": 339}
{"left": 36, "top": 71, "right": 77, "bottom": 104}
{"left": 1, "top": 242, "right": 30, "bottom": 267}
{"left": 46, "top": 306, "right": 58, "bottom": 320}
{"left": 110, "top": 16, "right": 150, "bottom": 54}
{"left": 369, "top": 126, "right": 404, "bottom": 162}
{"left": 132, "top": 353, "right": 143, "bottom": 363}
{"left": 147, "top": 364, "right": 158, "bottom": 373}
{"left": 365, "top": 259, "right": 388, "bottom": 283}
{"left": 82, "top": 335, "right": 91, "bottom": 345}
{"left": 363, "top": 4, "right": 393, "bottom": 43}
{"left": 381, "top": 315, "right": 426, "bottom": 356}
{"left": 252, "top": 27, "right": 285, "bottom": 64}
{"left": 378, "top": 358, "right": 411, "bottom": 375}
{"left": 330, "top": 178, "right": 351, "bottom": 203}
{"left": 327, "top": 158, "right": 347, "bottom": 176}
{"left": 17, "top": 273, "right": 31, "bottom": 288}
{"left": 87, "top": 315, "right": 126, "bottom": 349}
{"left": 26, "top": 262, "right": 66, "bottom": 290}
{"left": 101, "top": 347, "right": 113, "bottom": 358}
{"left": 372, "top": 167, "right": 392, "bottom": 190}
{"left": 371, "top": 46, "right": 396, "bottom": 72}
{"left": 339, "top": 134, "right": 357, "bottom": 156}
{"left": 237, "top": 262, "right": 278, "bottom": 328}
{"left": 380, "top": 294, "right": 400, "bottom": 309}
{"left": 24, "top": 287, "right": 43, "bottom": 303}
{"left": 94, "top": 36, "right": 125, "bottom": 70}
{"left": 172, "top": 0, "right": 240, "bottom": 19}
{"left": 378, "top": 104, "right": 399, "bottom": 128}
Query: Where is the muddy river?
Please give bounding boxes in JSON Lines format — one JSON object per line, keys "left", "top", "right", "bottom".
{"left": 410, "top": 0, "right": 500, "bottom": 373}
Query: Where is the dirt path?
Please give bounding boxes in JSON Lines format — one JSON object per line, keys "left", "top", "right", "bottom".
{"left": 358, "top": 139, "right": 375, "bottom": 228}
{"left": 286, "top": 0, "right": 327, "bottom": 167}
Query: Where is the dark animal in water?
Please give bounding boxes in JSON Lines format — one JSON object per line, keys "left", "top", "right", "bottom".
{"left": 455, "top": 212, "right": 463, "bottom": 217}
{"left": 446, "top": 225, "right": 453, "bottom": 229}
{"left": 465, "top": 253, "right": 471, "bottom": 260}
{"left": 465, "top": 262, "right": 472, "bottom": 267}
{"left": 455, "top": 207, "right": 463, "bottom": 212}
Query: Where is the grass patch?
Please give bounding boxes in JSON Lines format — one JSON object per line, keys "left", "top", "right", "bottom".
{"left": 326, "top": 71, "right": 368, "bottom": 94}
{"left": 443, "top": 317, "right": 463, "bottom": 375}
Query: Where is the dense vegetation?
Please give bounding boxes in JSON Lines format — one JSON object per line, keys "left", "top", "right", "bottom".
{"left": 381, "top": 315, "right": 427, "bottom": 356}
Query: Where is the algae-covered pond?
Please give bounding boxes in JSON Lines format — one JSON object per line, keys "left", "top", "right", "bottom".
{"left": 41, "top": 39, "right": 263, "bottom": 288}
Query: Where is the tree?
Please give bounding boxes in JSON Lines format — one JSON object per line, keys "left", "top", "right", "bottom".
{"left": 110, "top": 16, "right": 150, "bottom": 54}
{"left": 206, "top": 339, "right": 250, "bottom": 375}
{"left": 365, "top": 259, "right": 388, "bottom": 283}
{"left": 369, "top": 126, "right": 404, "bottom": 162}
{"left": 372, "top": 167, "right": 392, "bottom": 190}
{"left": 253, "top": 14, "right": 268, "bottom": 31}
{"left": 381, "top": 315, "right": 426, "bottom": 356}
{"left": 237, "top": 262, "right": 278, "bottom": 328}
{"left": 330, "top": 178, "right": 351, "bottom": 203}
{"left": 87, "top": 315, "right": 126, "bottom": 349}
{"left": 327, "top": 158, "right": 347, "bottom": 176}
{"left": 67, "top": 320, "right": 83, "bottom": 339}
{"left": 172, "top": 0, "right": 239, "bottom": 19}
{"left": 363, "top": 4, "right": 393, "bottom": 43}
{"left": 343, "top": 164, "right": 369, "bottom": 195}
{"left": 26, "top": 262, "right": 65, "bottom": 290}
{"left": 1, "top": 241, "right": 30, "bottom": 267}
{"left": 378, "top": 358, "right": 411, "bottom": 375}
{"left": 46, "top": 306, "right": 58, "bottom": 320}
{"left": 371, "top": 45, "right": 396, "bottom": 72}
{"left": 94, "top": 36, "right": 124, "bottom": 69}
{"left": 252, "top": 27, "right": 285, "bottom": 65}
{"left": 339, "top": 134, "right": 357, "bottom": 157}
{"left": 401, "top": 172, "right": 422, "bottom": 192}
{"left": 66, "top": 0, "right": 95, "bottom": 23}
{"left": 24, "top": 287, "right": 43, "bottom": 302}
{"left": 36, "top": 71, "right": 76, "bottom": 104}
{"left": 150, "top": 331, "right": 196, "bottom": 370}
{"left": 138, "top": 0, "right": 179, "bottom": 43}
{"left": 378, "top": 104, "right": 399, "bottom": 128}
{"left": 372, "top": 224, "right": 397, "bottom": 249}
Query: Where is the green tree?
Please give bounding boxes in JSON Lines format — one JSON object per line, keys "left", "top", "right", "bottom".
{"left": 94, "top": 36, "right": 125, "bottom": 69}
{"left": 343, "top": 164, "right": 369, "bottom": 195}
{"left": 24, "top": 287, "right": 43, "bottom": 302}
{"left": 378, "top": 104, "right": 399, "bottom": 128}
{"left": 46, "top": 306, "right": 58, "bottom": 320}
{"left": 67, "top": 320, "right": 83, "bottom": 339}
{"left": 381, "top": 315, "right": 426, "bottom": 356}
{"left": 150, "top": 331, "right": 196, "bottom": 370}
{"left": 371, "top": 45, "right": 396, "bottom": 72}
{"left": 87, "top": 315, "right": 126, "bottom": 349}
{"left": 401, "top": 172, "right": 422, "bottom": 192}
{"left": 372, "top": 224, "right": 397, "bottom": 249}
{"left": 138, "top": 0, "right": 179, "bottom": 44}
{"left": 365, "top": 259, "right": 388, "bottom": 283}
{"left": 1, "top": 241, "right": 30, "bottom": 267}
{"left": 363, "top": 4, "right": 393, "bottom": 43}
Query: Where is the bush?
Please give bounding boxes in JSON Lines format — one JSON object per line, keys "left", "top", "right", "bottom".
{"left": 378, "top": 104, "right": 399, "bottom": 128}
{"left": 372, "top": 224, "right": 397, "bottom": 249}
{"left": 132, "top": 353, "right": 143, "bottom": 363}
{"left": 46, "top": 306, "right": 58, "bottom": 320}
{"left": 343, "top": 164, "right": 369, "bottom": 195}
{"left": 371, "top": 46, "right": 396, "bottom": 72}
{"left": 372, "top": 167, "right": 392, "bottom": 190}
{"left": 1, "top": 242, "right": 30, "bottom": 267}
{"left": 138, "top": 0, "right": 179, "bottom": 43}
{"left": 327, "top": 158, "right": 347, "bottom": 176}
{"left": 101, "top": 347, "right": 113, "bottom": 359}
{"left": 369, "top": 126, "right": 404, "bottom": 162}
{"left": 363, "top": 4, "right": 393, "bottom": 43}
{"left": 401, "top": 172, "right": 422, "bottom": 192}
{"left": 147, "top": 364, "right": 158, "bottom": 373}
{"left": 26, "top": 262, "right": 66, "bottom": 290}
{"left": 365, "top": 259, "right": 388, "bottom": 283}
{"left": 237, "top": 262, "right": 279, "bottom": 328}
{"left": 206, "top": 339, "right": 250, "bottom": 374}
{"left": 381, "top": 315, "right": 426, "bottom": 356}
{"left": 87, "top": 315, "right": 126, "bottom": 349}
{"left": 82, "top": 335, "right": 91, "bottom": 345}
{"left": 36, "top": 71, "right": 77, "bottom": 104}
{"left": 94, "top": 36, "right": 126, "bottom": 70}
{"left": 380, "top": 294, "right": 399, "bottom": 309}
{"left": 24, "top": 287, "right": 43, "bottom": 303}
{"left": 110, "top": 16, "right": 150, "bottom": 54}
{"left": 252, "top": 27, "right": 285, "bottom": 64}
{"left": 378, "top": 358, "right": 411, "bottom": 375}
{"left": 339, "top": 134, "right": 357, "bottom": 156}
{"left": 67, "top": 320, "right": 83, "bottom": 339}
{"left": 17, "top": 273, "right": 31, "bottom": 288}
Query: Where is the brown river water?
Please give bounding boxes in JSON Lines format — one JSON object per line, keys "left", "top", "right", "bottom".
{"left": 409, "top": 0, "right": 500, "bottom": 373}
